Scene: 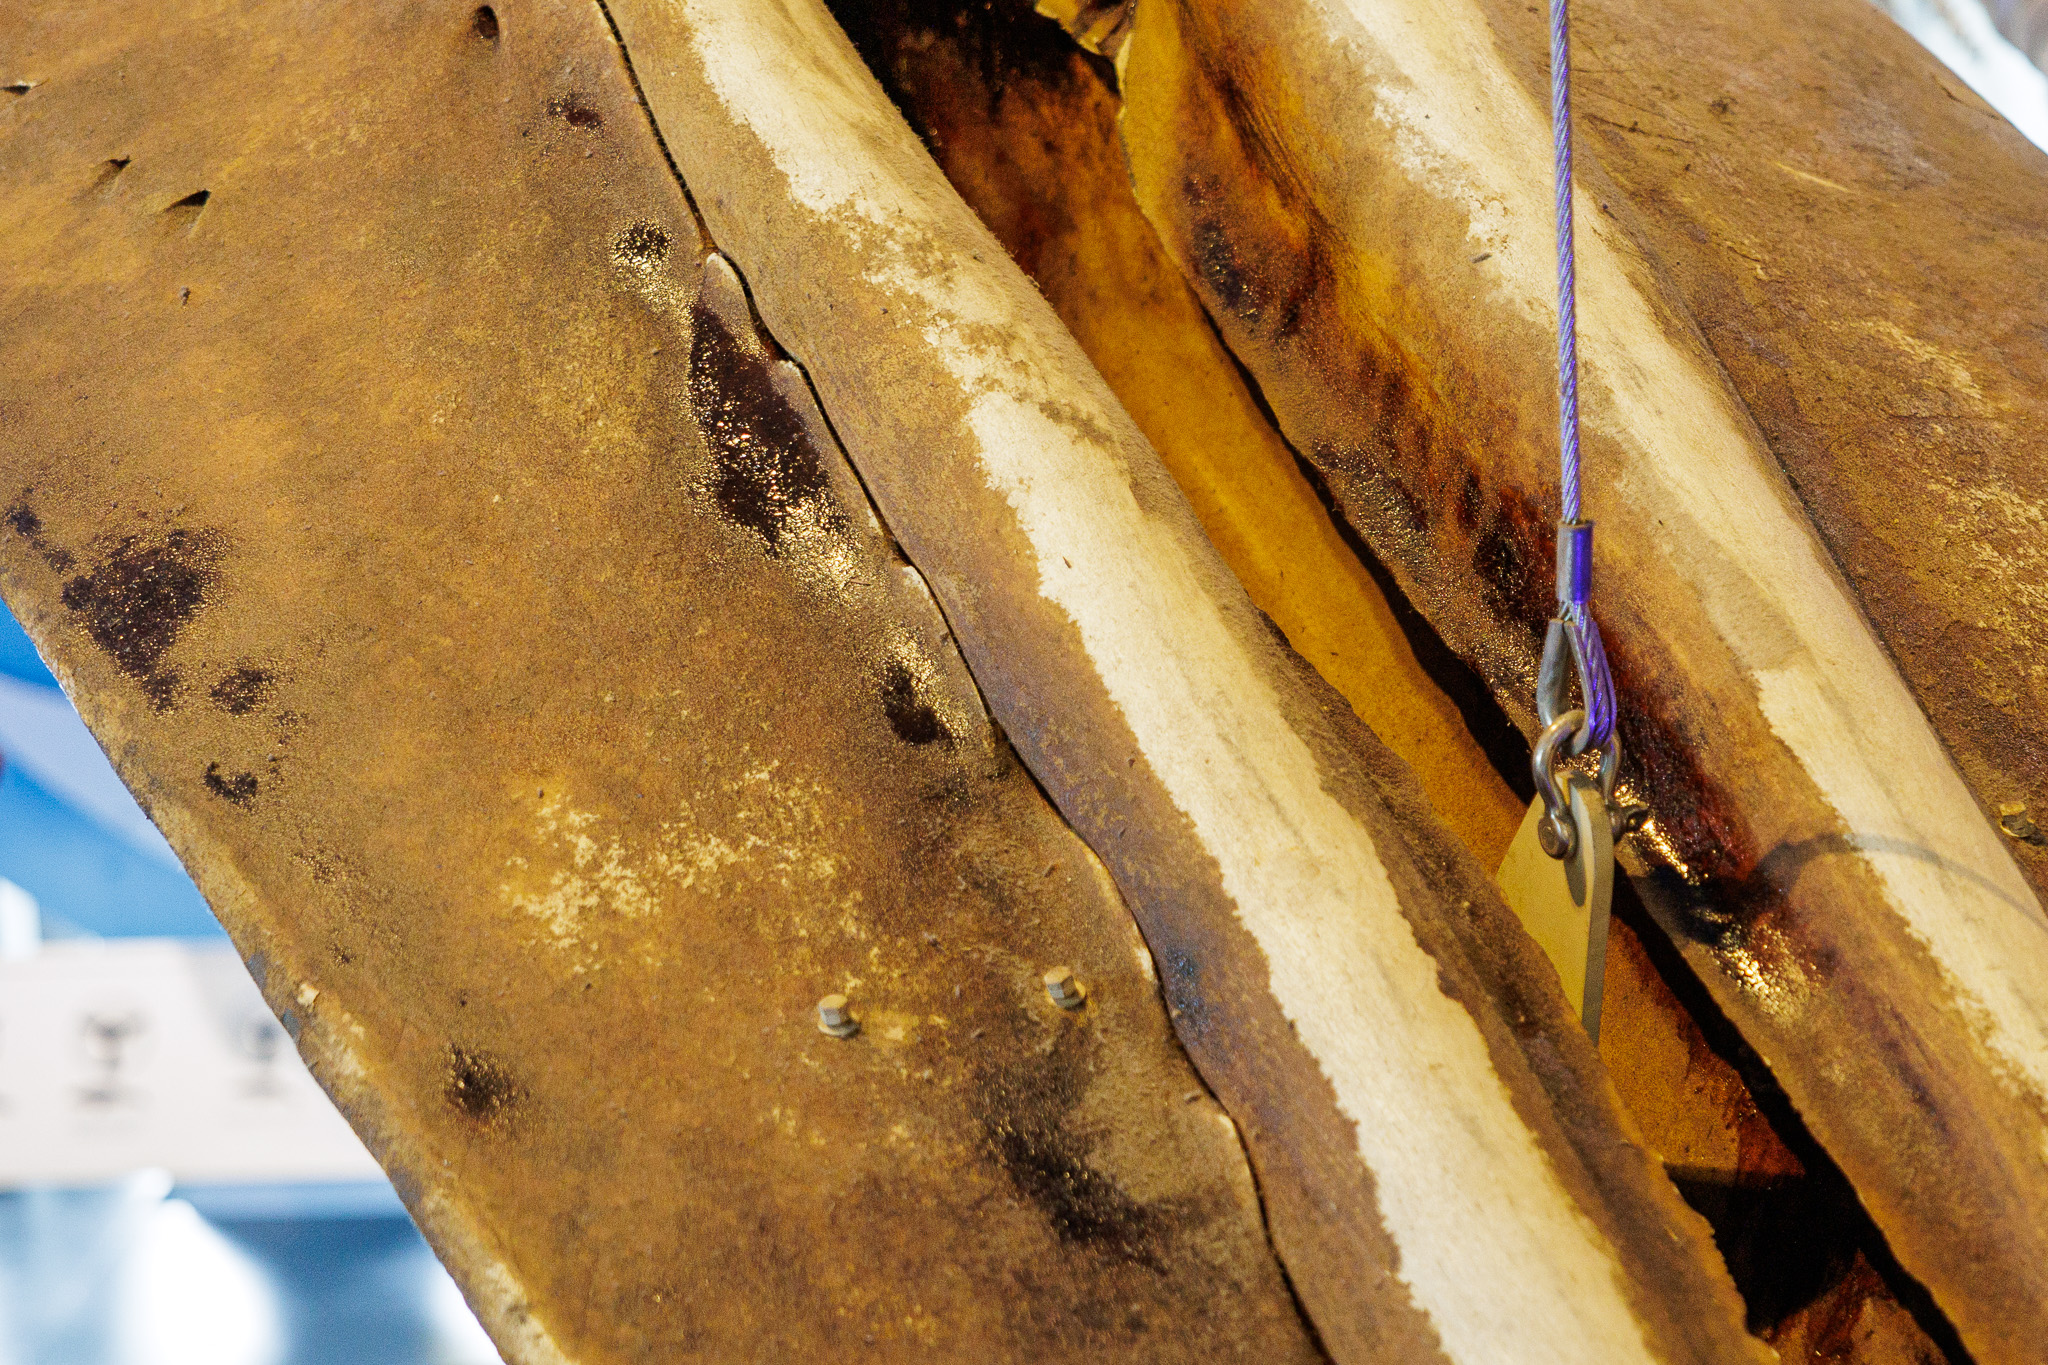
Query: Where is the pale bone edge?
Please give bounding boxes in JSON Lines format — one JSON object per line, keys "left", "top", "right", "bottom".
{"left": 616, "top": 0, "right": 1769, "bottom": 1361}
{"left": 1202, "top": 0, "right": 2048, "bottom": 1152}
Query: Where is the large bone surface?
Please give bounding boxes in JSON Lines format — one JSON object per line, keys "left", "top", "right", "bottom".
{"left": 824, "top": 7, "right": 1969, "bottom": 1359}
{"left": 1078, "top": 0, "right": 2048, "bottom": 1356}
{"left": 0, "top": 2, "right": 1328, "bottom": 1359}
{"left": 609, "top": 1, "right": 1771, "bottom": 1361}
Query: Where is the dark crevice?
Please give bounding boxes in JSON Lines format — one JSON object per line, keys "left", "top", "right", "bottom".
{"left": 1195, "top": 304, "right": 1539, "bottom": 805}
{"left": 471, "top": 5, "right": 499, "bottom": 41}
{"left": 1612, "top": 878, "right": 1971, "bottom": 1358}
{"left": 589, "top": 0, "right": 709, "bottom": 233}
{"left": 1179, "top": 135, "right": 1970, "bottom": 1363}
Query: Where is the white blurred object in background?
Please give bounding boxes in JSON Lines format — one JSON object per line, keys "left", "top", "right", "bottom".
{"left": 118, "top": 1187, "right": 284, "bottom": 1365}
{"left": 1875, "top": 0, "right": 2048, "bottom": 146}
{"left": 0, "top": 939, "right": 380, "bottom": 1186}
{"left": 0, "top": 881, "right": 37, "bottom": 963}
{"left": 0, "top": 675, "right": 184, "bottom": 871}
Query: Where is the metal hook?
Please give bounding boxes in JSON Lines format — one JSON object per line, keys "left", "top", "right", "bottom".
{"left": 1532, "top": 521, "right": 1622, "bottom": 860}
{"left": 1532, "top": 708, "right": 1618, "bottom": 859}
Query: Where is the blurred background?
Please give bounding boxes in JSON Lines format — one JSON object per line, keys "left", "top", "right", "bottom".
{"left": 0, "top": 3, "right": 2040, "bottom": 1362}
{"left": 0, "top": 599, "right": 500, "bottom": 1365}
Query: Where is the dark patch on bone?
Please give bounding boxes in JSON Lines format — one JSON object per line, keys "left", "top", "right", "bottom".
{"left": 1195, "top": 214, "right": 1260, "bottom": 324}
{"left": 2, "top": 82, "right": 33, "bottom": 97}
{"left": 203, "top": 762, "right": 258, "bottom": 806}
{"left": 544, "top": 93, "right": 602, "bottom": 129}
{"left": 614, "top": 221, "right": 669, "bottom": 267}
{"left": 6, "top": 499, "right": 75, "bottom": 571}
{"left": 974, "top": 1033, "right": 1169, "bottom": 1270}
{"left": 879, "top": 658, "right": 950, "bottom": 746}
{"left": 60, "top": 528, "right": 223, "bottom": 709}
{"left": 210, "top": 664, "right": 274, "bottom": 715}
{"left": 446, "top": 1047, "right": 518, "bottom": 1125}
{"left": 471, "top": 5, "right": 499, "bottom": 41}
{"left": 92, "top": 157, "right": 131, "bottom": 194}
{"left": 1158, "top": 947, "right": 1216, "bottom": 1045}
{"left": 1470, "top": 489, "right": 1555, "bottom": 631}
{"left": 688, "top": 297, "right": 840, "bottom": 554}
{"left": 1612, "top": 633, "right": 1757, "bottom": 889}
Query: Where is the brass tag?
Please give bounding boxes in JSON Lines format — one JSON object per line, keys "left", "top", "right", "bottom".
{"left": 1496, "top": 774, "right": 1614, "bottom": 1039}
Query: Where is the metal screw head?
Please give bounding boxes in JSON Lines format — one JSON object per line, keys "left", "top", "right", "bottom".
{"left": 817, "top": 994, "right": 859, "bottom": 1038}
{"left": 1043, "top": 967, "right": 1086, "bottom": 1010}
{"left": 1612, "top": 803, "right": 1653, "bottom": 837}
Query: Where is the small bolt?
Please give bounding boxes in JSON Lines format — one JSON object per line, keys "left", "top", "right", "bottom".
{"left": 1044, "top": 967, "right": 1086, "bottom": 1010}
{"left": 1999, "top": 803, "right": 2042, "bottom": 844}
{"left": 817, "top": 994, "right": 859, "bottom": 1038}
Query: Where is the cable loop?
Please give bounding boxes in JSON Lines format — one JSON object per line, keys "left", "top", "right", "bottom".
{"left": 1534, "top": 0, "right": 1629, "bottom": 859}
{"left": 1533, "top": 517, "right": 1621, "bottom": 854}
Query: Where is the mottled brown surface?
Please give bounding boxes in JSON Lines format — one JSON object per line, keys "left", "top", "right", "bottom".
{"left": 827, "top": 5, "right": 1965, "bottom": 1359}
{"left": 0, "top": 2, "right": 1326, "bottom": 1360}
{"left": 1082, "top": 0, "right": 2048, "bottom": 1357}
{"left": 826, "top": 0, "right": 1529, "bottom": 866}
{"left": 615, "top": 1, "right": 1768, "bottom": 1360}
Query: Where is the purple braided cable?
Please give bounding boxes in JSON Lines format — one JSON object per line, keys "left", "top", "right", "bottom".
{"left": 1552, "top": 0, "right": 1580, "bottom": 527}
{"left": 1550, "top": 0, "right": 1616, "bottom": 751}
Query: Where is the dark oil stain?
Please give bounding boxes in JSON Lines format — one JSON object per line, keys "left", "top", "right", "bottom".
{"left": 5, "top": 499, "right": 75, "bottom": 571}
{"left": 209, "top": 664, "right": 274, "bottom": 715}
{"left": 614, "top": 221, "right": 670, "bottom": 268}
{"left": 687, "top": 301, "right": 841, "bottom": 554}
{"left": 1612, "top": 635, "right": 1757, "bottom": 889}
{"left": 974, "top": 1033, "right": 1168, "bottom": 1270}
{"left": 1194, "top": 61, "right": 1335, "bottom": 345}
{"left": 60, "top": 528, "right": 223, "bottom": 710}
{"left": 879, "top": 659, "right": 950, "bottom": 746}
{"left": 446, "top": 1047, "right": 519, "bottom": 1125}
{"left": 1471, "top": 522, "right": 1526, "bottom": 623}
{"left": 471, "top": 4, "right": 499, "bottom": 41}
{"left": 1468, "top": 477, "right": 1552, "bottom": 632}
{"left": 1195, "top": 213, "right": 1260, "bottom": 324}
{"left": 203, "top": 762, "right": 258, "bottom": 806}
{"left": 1159, "top": 947, "right": 1215, "bottom": 1044}
{"left": 544, "top": 93, "right": 603, "bottom": 129}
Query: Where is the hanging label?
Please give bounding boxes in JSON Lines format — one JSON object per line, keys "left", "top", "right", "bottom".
{"left": 1496, "top": 774, "right": 1614, "bottom": 1039}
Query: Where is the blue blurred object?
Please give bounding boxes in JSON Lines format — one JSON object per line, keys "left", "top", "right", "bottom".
{"left": 0, "top": 607, "right": 59, "bottom": 690}
{"left": 0, "top": 1176, "right": 500, "bottom": 1365}
{"left": 0, "top": 601, "right": 219, "bottom": 939}
{"left": 0, "top": 763, "right": 220, "bottom": 940}
{"left": 0, "top": 599, "right": 500, "bottom": 1363}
